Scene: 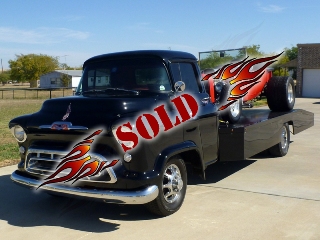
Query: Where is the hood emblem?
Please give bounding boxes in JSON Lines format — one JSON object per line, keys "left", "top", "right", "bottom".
{"left": 62, "top": 103, "right": 71, "bottom": 121}
{"left": 39, "top": 121, "right": 88, "bottom": 130}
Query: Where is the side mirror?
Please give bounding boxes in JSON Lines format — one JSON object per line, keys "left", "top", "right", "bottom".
{"left": 174, "top": 81, "right": 186, "bottom": 92}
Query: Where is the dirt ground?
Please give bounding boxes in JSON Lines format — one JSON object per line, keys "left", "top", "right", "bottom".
{"left": 0, "top": 159, "right": 20, "bottom": 168}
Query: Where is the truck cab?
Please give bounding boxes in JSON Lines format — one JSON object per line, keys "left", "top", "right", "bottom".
{"left": 10, "top": 50, "right": 221, "bottom": 216}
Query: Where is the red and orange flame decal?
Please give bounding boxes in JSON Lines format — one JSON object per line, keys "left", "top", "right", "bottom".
{"left": 37, "top": 130, "right": 118, "bottom": 189}
{"left": 202, "top": 53, "right": 282, "bottom": 110}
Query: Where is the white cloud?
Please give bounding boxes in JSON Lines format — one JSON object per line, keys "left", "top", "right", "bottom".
{"left": 259, "top": 4, "right": 285, "bottom": 13}
{"left": 0, "top": 27, "right": 90, "bottom": 44}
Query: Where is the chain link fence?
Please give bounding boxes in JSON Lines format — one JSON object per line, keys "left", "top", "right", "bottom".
{"left": 0, "top": 88, "right": 74, "bottom": 99}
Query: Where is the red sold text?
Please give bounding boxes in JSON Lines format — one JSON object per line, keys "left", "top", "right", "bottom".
{"left": 114, "top": 93, "right": 199, "bottom": 152}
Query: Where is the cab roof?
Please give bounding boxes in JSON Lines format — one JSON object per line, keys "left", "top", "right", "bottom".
{"left": 83, "top": 50, "right": 197, "bottom": 66}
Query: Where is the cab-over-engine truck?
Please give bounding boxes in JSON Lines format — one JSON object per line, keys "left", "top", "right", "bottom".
{"left": 10, "top": 50, "right": 314, "bottom": 216}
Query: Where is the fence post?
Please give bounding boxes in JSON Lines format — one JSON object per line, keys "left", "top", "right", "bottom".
{"left": 50, "top": 89, "right": 52, "bottom": 99}
{"left": 13, "top": 90, "right": 14, "bottom": 99}
{"left": 25, "top": 90, "right": 26, "bottom": 99}
{"left": 37, "top": 90, "right": 38, "bottom": 99}
{"left": 63, "top": 88, "right": 64, "bottom": 97}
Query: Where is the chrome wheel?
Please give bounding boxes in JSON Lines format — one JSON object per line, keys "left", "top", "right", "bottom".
{"left": 230, "top": 100, "right": 240, "bottom": 118}
{"left": 268, "top": 124, "right": 290, "bottom": 157}
{"left": 146, "top": 156, "right": 187, "bottom": 216}
{"left": 162, "top": 164, "right": 184, "bottom": 203}
{"left": 287, "top": 83, "right": 294, "bottom": 104}
{"left": 281, "top": 126, "right": 288, "bottom": 150}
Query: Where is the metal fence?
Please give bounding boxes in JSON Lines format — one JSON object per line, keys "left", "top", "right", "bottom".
{"left": 0, "top": 88, "right": 74, "bottom": 99}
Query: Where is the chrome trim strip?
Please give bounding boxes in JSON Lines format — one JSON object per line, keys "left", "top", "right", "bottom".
{"left": 11, "top": 172, "right": 159, "bottom": 204}
{"left": 39, "top": 121, "right": 88, "bottom": 130}
{"left": 25, "top": 148, "right": 117, "bottom": 183}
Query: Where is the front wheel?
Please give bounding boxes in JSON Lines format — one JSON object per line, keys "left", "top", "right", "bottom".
{"left": 146, "top": 156, "right": 187, "bottom": 216}
{"left": 220, "top": 99, "right": 242, "bottom": 124}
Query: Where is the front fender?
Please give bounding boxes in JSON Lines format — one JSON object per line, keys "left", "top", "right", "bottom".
{"left": 153, "top": 141, "right": 202, "bottom": 173}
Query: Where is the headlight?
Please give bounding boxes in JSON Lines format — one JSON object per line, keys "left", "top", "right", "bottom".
{"left": 215, "top": 81, "right": 224, "bottom": 93}
{"left": 11, "top": 125, "right": 27, "bottom": 143}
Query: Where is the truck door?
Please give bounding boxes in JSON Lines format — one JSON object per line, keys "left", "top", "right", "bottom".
{"left": 170, "top": 62, "right": 219, "bottom": 165}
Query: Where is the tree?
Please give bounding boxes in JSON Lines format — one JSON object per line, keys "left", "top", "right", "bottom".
{"left": 285, "top": 46, "right": 298, "bottom": 61}
{"left": 60, "top": 73, "right": 71, "bottom": 87}
{"left": 271, "top": 45, "right": 298, "bottom": 78}
{"left": 60, "top": 63, "right": 69, "bottom": 70}
{"left": 0, "top": 70, "right": 10, "bottom": 85}
{"left": 9, "top": 54, "right": 59, "bottom": 87}
{"left": 244, "top": 44, "right": 265, "bottom": 58}
{"left": 199, "top": 51, "right": 234, "bottom": 70}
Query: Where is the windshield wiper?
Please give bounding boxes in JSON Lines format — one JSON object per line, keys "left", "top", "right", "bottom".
{"left": 102, "top": 88, "right": 139, "bottom": 95}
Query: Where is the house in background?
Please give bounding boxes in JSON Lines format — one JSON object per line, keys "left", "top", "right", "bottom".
{"left": 278, "top": 43, "right": 320, "bottom": 98}
{"left": 40, "top": 70, "right": 82, "bottom": 88}
{"left": 296, "top": 43, "right": 320, "bottom": 97}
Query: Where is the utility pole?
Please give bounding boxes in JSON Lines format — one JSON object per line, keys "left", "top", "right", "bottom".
{"left": 1, "top": 59, "right": 3, "bottom": 73}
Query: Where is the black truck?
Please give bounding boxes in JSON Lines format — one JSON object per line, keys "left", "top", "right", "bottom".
{"left": 10, "top": 50, "right": 314, "bottom": 216}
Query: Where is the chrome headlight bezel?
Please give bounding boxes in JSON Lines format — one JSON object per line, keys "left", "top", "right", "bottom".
{"left": 11, "top": 125, "right": 27, "bottom": 143}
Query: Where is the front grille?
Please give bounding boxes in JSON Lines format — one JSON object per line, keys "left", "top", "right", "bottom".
{"left": 25, "top": 148, "right": 117, "bottom": 183}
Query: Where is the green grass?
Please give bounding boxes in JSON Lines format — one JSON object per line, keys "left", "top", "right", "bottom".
{"left": 0, "top": 99, "right": 44, "bottom": 161}
{"left": 249, "top": 97, "right": 268, "bottom": 108}
{"left": 253, "top": 98, "right": 268, "bottom": 107}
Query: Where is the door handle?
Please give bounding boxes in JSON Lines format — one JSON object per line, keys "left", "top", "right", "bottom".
{"left": 186, "top": 127, "right": 197, "bottom": 132}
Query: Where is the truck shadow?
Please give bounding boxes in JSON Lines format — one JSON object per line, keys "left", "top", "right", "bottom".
{"left": 187, "top": 160, "right": 256, "bottom": 185}
{"left": 0, "top": 174, "right": 159, "bottom": 233}
{"left": 188, "top": 149, "right": 284, "bottom": 185}
{"left": 0, "top": 151, "right": 276, "bottom": 231}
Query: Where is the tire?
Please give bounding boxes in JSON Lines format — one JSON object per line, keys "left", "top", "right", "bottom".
{"left": 220, "top": 99, "right": 242, "bottom": 124}
{"left": 146, "top": 156, "right": 187, "bottom": 216}
{"left": 266, "top": 76, "right": 295, "bottom": 111}
{"left": 268, "top": 123, "right": 290, "bottom": 157}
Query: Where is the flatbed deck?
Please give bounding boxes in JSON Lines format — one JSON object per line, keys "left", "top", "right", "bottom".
{"left": 218, "top": 109, "right": 314, "bottom": 161}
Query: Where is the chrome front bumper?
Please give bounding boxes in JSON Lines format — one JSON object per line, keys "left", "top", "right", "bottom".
{"left": 11, "top": 171, "right": 159, "bottom": 204}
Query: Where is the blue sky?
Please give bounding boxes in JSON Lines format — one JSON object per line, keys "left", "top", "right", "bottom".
{"left": 1, "top": 0, "right": 319, "bottom": 69}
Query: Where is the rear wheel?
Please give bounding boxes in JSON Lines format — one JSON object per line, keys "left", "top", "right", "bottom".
{"left": 268, "top": 123, "right": 290, "bottom": 157}
{"left": 266, "top": 76, "right": 295, "bottom": 111}
{"left": 146, "top": 156, "right": 187, "bottom": 216}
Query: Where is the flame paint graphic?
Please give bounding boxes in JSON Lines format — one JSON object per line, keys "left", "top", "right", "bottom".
{"left": 37, "top": 130, "right": 119, "bottom": 189}
{"left": 202, "top": 53, "right": 282, "bottom": 110}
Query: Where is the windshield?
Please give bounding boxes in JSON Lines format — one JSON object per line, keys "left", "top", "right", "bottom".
{"left": 198, "top": 48, "right": 246, "bottom": 71}
{"left": 76, "top": 57, "right": 172, "bottom": 96}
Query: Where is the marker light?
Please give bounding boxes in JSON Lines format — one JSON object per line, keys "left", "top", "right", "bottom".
{"left": 123, "top": 153, "right": 132, "bottom": 162}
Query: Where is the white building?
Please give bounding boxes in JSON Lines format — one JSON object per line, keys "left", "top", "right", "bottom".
{"left": 40, "top": 70, "right": 82, "bottom": 88}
